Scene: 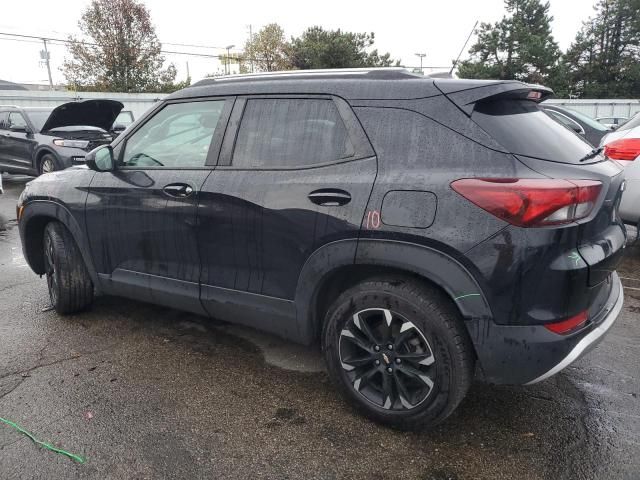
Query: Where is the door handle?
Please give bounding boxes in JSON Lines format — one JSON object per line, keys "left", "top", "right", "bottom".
{"left": 308, "top": 189, "right": 352, "bottom": 207}
{"left": 163, "top": 183, "right": 194, "bottom": 198}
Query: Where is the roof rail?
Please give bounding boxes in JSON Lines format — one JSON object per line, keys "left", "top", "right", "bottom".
{"left": 192, "top": 67, "right": 417, "bottom": 86}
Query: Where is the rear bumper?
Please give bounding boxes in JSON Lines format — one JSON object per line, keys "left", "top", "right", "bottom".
{"left": 525, "top": 274, "right": 623, "bottom": 384}
{"left": 467, "top": 272, "right": 623, "bottom": 385}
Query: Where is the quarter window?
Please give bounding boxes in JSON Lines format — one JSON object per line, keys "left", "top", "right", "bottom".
{"left": 121, "top": 100, "right": 225, "bottom": 168}
{"left": 232, "top": 98, "right": 354, "bottom": 168}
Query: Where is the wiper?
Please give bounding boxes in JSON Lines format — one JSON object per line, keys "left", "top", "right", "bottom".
{"left": 579, "top": 146, "right": 604, "bottom": 162}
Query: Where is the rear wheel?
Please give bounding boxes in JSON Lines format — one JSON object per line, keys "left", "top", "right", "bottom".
{"left": 322, "top": 278, "right": 475, "bottom": 429}
{"left": 39, "top": 154, "right": 57, "bottom": 175}
{"left": 43, "top": 221, "right": 94, "bottom": 314}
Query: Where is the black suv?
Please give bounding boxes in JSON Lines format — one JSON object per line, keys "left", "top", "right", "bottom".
{"left": 0, "top": 100, "right": 122, "bottom": 176}
{"left": 17, "top": 69, "right": 626, "bottom": 428}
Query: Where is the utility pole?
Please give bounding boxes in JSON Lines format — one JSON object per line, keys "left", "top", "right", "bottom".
{"left": 225, "top": 44, "right": 235, "bottom": 75}
{"left": 415, "top": 53, "right": 426, "bottom": 74}
{"left": 41, "top": 38, "right": 53, "bottom": 90}
{"left": 186, "top": 61, "right": 190, "bottom": 79}
{"left": 248, "top": 24, "right": 254, "bottom": 73}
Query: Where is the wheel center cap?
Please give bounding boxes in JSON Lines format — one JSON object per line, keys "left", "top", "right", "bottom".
{"left": 382, "top": 353, "right": 391, "bottom": 365}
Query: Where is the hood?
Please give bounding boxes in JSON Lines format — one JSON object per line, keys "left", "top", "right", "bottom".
{"left": 40, "top": 99, "right": 124, "bottom": 132}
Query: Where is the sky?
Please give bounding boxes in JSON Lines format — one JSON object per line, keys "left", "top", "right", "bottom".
{"left": 0, "top": 0, "right": 598, "bottom": 86}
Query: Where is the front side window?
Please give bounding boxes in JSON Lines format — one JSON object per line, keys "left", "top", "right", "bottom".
{"left": 232, "top": 98, "right": 354, "bottom": 168}
{"left": 0, "top": 112, "right": 8, "bottom": 130}
{"left": 121, "top": 100, "right": 225, "bottom": 168}
{"left": 8, "top": 112, "right": 27, "bottom": 130}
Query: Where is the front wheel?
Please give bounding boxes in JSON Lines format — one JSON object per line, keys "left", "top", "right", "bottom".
{"left": 39, "top": 154, "right": 57, "bottom": 175}
{"left": 43, "top": 221, "right": 94, "bottom": 314}
{"left": 322, "top": 278, "right": 475, "bottom": 429}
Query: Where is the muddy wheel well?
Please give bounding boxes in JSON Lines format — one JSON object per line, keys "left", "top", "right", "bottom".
{"left": 311, "top": 264, "right": 464, "bottom": 341}
{"left": 23, "top": 215, "right": 55, "bottom": 274}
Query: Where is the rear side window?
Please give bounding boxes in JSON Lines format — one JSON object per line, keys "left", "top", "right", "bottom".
{"left": 472, "top": 100, "right": 593, "bottom": 163}
{"left": 0, "top": 112, "right": 7, "bottom": 130}
{"left": 232, "top": 98, "right": 354, "bottom": 168}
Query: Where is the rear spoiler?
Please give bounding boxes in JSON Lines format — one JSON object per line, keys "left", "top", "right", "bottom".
{"left": 434, "top": 80, "right": 554, "bottom": 115}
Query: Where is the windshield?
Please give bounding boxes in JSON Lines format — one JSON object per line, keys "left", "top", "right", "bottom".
{"left": 617, "top": 112, "right": 640, "bottom": 132}
{"left": 26, "top": 109, "right": 53, "bottom": 131}
{"left": 562, "top": 107, "right": 609, "bottom": 131}
{"left": 472, "top": 99, "right": 594, "bottom": 164}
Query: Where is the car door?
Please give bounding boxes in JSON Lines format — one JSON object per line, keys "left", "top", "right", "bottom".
{"left": 86, "top": 97, "right": 233, "bottom": 314}
{"left": 197, "top": 95, "right": 377, "bottom": 335}
{"left": 5, "top": 112, "right": 36, "bottom": 172}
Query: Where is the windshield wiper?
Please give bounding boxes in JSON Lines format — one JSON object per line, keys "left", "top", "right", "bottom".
{"left": 579, "top": 146, "right": 604, "bottom": 162}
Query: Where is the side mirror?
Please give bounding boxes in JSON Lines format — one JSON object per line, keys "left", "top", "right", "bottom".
{"left": 112, "top": 123, "right": 126, "bottom": 132}
{"left": 86, "top": 145, "right": 115, "bottom": 172}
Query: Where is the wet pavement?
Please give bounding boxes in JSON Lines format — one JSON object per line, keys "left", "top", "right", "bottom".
{"left": 0, "top": 173, "right": 638, "bottom": 480}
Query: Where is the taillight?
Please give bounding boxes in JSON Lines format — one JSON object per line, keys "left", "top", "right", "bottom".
{"left": 604, "top": 138, "right": 640, "bottom": 162}
{"left": 451, "top": 178, "right": 602, "bottom": 227}
{"left": 544, "top": 310, "right": 588, "bottom": 335}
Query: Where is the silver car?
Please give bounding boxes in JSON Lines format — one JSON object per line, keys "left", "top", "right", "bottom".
{"left": 600, "top": 112, "right": 640, "bottom": 224}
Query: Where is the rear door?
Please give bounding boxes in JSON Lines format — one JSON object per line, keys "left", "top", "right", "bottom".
{"left": 196, "top": 95, "right": 376, "bottom": 334}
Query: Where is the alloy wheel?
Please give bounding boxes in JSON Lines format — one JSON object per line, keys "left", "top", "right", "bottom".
{"left": 41, "top": 158, "right": 55, "bottom": 174}
{"left": 338, "top": 308, "right": 436, "bottom": 411}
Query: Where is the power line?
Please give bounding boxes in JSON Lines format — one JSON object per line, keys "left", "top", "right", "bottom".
{"left": 0, "top": 31, "right": 236, "bottom": 59}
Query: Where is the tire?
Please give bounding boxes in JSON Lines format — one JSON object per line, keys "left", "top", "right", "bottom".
{"left": 322, "top": 277, "right": 475, "bottom": 430}
{"left": 39, "top": 154, "right": 57, "bottom": 175}
{"left": 43, "top": 221, "right": 94, "bottom": 314}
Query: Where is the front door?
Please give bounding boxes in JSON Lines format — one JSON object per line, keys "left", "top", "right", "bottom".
{"left": 197, "top": 96, "right": 377, "bottom": 335}
{"left": 86, "top": 98, "right": 233, "bottom": 314}
{"left": 4, "top": 112, "right": 36, "bottom": 173}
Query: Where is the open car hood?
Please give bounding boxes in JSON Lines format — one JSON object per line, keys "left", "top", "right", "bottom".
{"left": 41, "top": 99, "right": 124, "bottom": 132}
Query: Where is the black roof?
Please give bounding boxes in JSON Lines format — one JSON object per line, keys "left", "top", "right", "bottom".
{"left": 169, "top": 68, "right": 531, "bottom": 102}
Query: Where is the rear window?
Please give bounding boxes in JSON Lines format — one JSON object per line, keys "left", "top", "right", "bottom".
{"left": 617, "top": 112, "right": 640, "bottom": 132}
{"left": 472, "top": 100, "right": 594, "bottom": 163}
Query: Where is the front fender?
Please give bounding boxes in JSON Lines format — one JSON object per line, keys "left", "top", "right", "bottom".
{"left": 19, "top": 200, "right": 101, "bottom": 291}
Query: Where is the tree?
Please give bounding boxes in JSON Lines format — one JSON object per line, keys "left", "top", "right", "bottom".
{"left": 289, "top": 27, "right": 398, "bottom": 69}
{"left": 243, "top": 23, "right": 292, "bottom": 72}
{"left": 62, "top": 0, "right": 183, "bottom": 92}
{"left": 563, "top": 0, "right": 640, "bottom": 98}
{"left": 457, "top": 0, "right": 561, "bottom": 85}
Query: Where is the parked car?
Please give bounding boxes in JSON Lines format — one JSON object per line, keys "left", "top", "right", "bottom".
{"left": 17, "top": 69, "right": 626, "bottom": 429}
{"left": 0, "top": 100, "right": 123, "bottom": 176}
{"left": 540, "top": 104, "right": 611, "bottom": 146}
{"left": 597, "top": 116, "right": 629, "bottom": 129}
{"left": 600, "top": 112, "right": 640, "bottom": 224}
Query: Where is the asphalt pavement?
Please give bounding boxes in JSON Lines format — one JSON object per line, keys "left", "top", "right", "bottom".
{"left": 0, "top": 174, "right": 638, "bottom": 480}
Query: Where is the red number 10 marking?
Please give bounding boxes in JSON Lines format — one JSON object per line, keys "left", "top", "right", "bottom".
{"left": 366, "top": 210, "right": 381, "bottom": 229}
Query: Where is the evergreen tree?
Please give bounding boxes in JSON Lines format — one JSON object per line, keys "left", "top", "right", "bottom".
{"left": 563, "top": 0, "right": 640, "bottom": 98}
{"left": 457, "top": 0, "right": 561, "bottom": 85}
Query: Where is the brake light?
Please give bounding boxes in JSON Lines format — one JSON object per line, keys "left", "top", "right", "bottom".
{"left": 544, "top": 310, "right": 588, "bottom": 334}
{"left": 451, "top": 178, "right": 602, "bottom": 227}
{"left": 604, "top": 138, "right": 640, "bottom": 162}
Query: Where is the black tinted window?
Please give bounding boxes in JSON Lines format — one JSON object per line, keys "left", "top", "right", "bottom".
{"left": 0, "top": 112, "right": 7, "bottom": 130}
{"left": 473, "top": 100, "right": 593, "bottom": 163}
{"left": 232, "top": 99, "right": 354, "bottom": 168}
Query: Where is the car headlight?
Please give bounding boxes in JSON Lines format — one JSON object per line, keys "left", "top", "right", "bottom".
{"left": 52, "top": 139, "right": 90, "bottom": 149}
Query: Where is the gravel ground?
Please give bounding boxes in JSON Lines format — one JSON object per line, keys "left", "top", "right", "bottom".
{"left": 0, "top": 174, "right": 638, "bottom": 480}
